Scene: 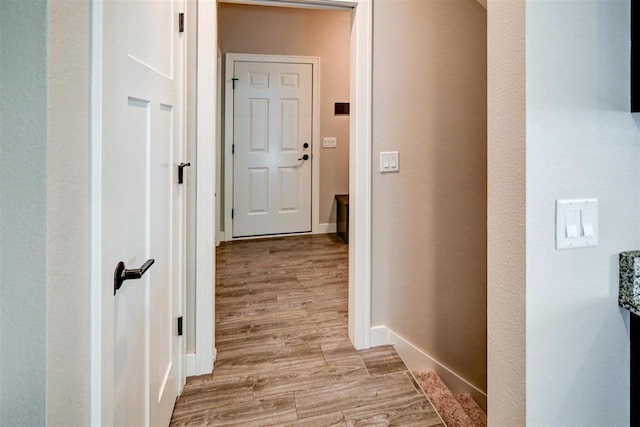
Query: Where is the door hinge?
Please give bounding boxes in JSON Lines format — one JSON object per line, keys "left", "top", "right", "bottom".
{"left": 177, "top": 316, "right": 183, "bottom": 336}
{"left": 231, "top": 78, "right": 239, "bottom": 89}
{"left": 231, "top": 209, "right": 234, "bottom": 219}
{"left": 232, "top": 144, "right": 235, "bottom": 155}
{"left": 178, "top": 13, "right": 184, "bottom": 33}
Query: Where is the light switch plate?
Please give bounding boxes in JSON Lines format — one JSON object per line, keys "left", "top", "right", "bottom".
{"left": 322, "top": 137, "right": 337, "bottom": 148}
{"left": 556, "top": 198, "right": 598, "bottom": 250}
{"left": 380, "top": 151, "right": 399, "bottom": 173}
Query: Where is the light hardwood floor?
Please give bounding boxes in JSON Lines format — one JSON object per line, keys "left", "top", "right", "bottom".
{"left": 170, "top": 234, "right": 444, "bottom": 426}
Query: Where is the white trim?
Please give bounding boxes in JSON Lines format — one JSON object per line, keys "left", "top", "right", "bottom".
{"left": 223, "top": 54, "right": 233, "bottom": 242}
{"left": 185, "top": 354, "right": 197, "bottom": 377}
{"left": 215, "top": 53, "right": 223, "bottom": 248}
{"left": 369, "top": 325, "right": 389, "bottom": 346}
{"left": 219, "top": 0, "right": 356, "bottom": 10}
{"left": 223, "top": 53, "right": 321, "bottom": 241}
{"left": 370, "top": 325, "right": 487, "bottom": 411}
{"left": 316, "top": 222, "right": 336, "bottom": 234}
{"left": 196, "top": 0, "right": 373, "bottom": 375}
{"left": 348, "top": 0, "right": 372, "bottom": 350}
{"left": 185, "top": 347, "right": 216, "bottom": 377}
{"left": 178, "top": 0, "right": 189, "bottom": 393}
{"left": 90, "top": 0, "right": 105, "bottom": 424}
{"left": 194, "top": 0, "right": 216, "bottom": 376}
{"left": 219, "top": 226, "right": 335, "bottom": 238}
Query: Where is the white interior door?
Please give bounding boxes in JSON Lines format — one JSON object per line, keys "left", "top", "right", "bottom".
{"left": 101, "top": 0, "right": 184, "bottom": 425}
{"left": 233, "top": 60, "right": 313, "bottom": 237}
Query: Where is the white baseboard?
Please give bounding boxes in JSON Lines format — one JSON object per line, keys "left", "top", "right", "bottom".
{"left": 185, "top": 348, "right": 217, "bottom": 378}
{"left": 216, "top": 231, "right": 224, "bottom": 246}
{"left": 315, "top": 222, "right": 336, "bottom": 234}
{"left": 185, "top": 354, "right": 198, "bottom": 377}
{"left": 370, "top": 325, "right": 487, "bottom": 411}
{"left": 220, "top": 224, "right": 336, "bottom": 241}
{"left": 370, "top": 325, "right": 389, "bottom": 346}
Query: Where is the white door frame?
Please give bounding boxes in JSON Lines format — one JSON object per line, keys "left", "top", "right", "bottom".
{"left": 192, "top": 0, "right": 371, "bottom": 377}
{"left": 224, "top": 53, "right": 321, "bottom": 241}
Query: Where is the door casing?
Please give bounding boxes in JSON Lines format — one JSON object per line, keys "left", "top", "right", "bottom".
{"left": 224, "top": 53, "right": 320, "bottom": 241}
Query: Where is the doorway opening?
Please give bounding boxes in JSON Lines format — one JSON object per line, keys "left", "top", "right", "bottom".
{"left": 188, "top": 0, "right": 372, "bottom": 377}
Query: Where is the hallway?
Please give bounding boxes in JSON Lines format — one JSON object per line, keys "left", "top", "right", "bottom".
{"left": 170, "top": 234, "right": 444, "bottom": 426}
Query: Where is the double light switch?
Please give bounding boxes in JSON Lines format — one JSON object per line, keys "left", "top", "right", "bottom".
{"left": 556, "top": 198, "right": 598, "bottom": 249}
{"left": 380, "top": 151, "right": 399, "bottom": 173}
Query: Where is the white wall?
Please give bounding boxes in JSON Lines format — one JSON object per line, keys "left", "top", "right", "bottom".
{"left": 0, "top": 1, "right": 48, "bottom": 424}
{"left": 526, "top": 0, "right": 636, "bottom": 424}
{"left": 0, "top": 1, "right": 91, "bottom": 425}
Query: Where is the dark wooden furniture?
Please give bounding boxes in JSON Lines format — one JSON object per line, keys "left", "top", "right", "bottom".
{"left": 335, "top": 194, "right": 349, "bottom": 244}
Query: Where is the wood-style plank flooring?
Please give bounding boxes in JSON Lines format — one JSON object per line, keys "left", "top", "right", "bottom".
{"left": 170, "top": 234, "right": 444, "bottom": 426}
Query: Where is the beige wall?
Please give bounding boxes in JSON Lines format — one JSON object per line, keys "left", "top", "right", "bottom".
{"left": 487, "top": 0, "right": 526, "bottom": 423}
{"left": 371, "top": 0, "right": 487, "bottom": 394}
{"left": 218, "top": 3, "right": 350, "bottom": 226}
{"left": 47, "top": 1, "right": 92, "bottom": 424}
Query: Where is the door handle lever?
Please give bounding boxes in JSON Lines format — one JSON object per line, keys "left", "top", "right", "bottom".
{"left": 114, "top": 259, "right": 155, "bottom": 295}
{"left": 178, "top": 162, "right": 191, "bottom": 184}
{"left": 298, "top": 154, "right": 309, "bottom": 161}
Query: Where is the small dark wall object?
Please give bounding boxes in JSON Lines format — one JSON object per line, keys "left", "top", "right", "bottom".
{"left": 335, "top": 194, "right": 349, "bottom": 244}
{"left": 335, "top": 102, "right": 350, "bottom": 115}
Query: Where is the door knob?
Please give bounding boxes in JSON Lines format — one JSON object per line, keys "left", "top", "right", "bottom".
{"left": 303, "top": 142, "right": 309, "bottom": 149}
{"left": 114, "top": 259, "right": 155, "bottom": 295}
{"left": 298, "top": 154, "right": 309, "bottom": 161}
{"left": 178, "top": 162, "right": 191, "bottom": 184}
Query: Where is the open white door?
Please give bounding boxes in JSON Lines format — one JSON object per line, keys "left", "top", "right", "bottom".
{"left": 98, "top": 0, "right": 185, "bottom": 425}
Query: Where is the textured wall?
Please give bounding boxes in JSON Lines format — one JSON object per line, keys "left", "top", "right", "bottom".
{"left": 371, "top": 0, "right": 487, "bottom": 394}
{"left": 218, "top": 3, "right": 351, "bottom": 226}
{"left": 525, "top": 0, "right": 636, "bottom": 424}
{"left": 47, "top": 0, "right": 92, "bottom": 425}
{"left": 486, "top": 0, "right": 526, "bottom": 424}
{"left": 0, "top": 1, "right": 48, "bottom": 424}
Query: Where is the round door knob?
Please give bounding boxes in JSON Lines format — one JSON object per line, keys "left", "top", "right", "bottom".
{"left": 303, "top": 143, "right": 309, "bottom": 149}
{"left": 298, "top": 154, "right": 309, "bottom": 161}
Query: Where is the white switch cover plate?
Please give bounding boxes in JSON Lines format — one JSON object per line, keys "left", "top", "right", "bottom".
{"left": 380, "top": 151, "right": 399, "bottom": 173}
{"left": 556, "top": 198, "right": 598, "bottom": 250}
{"left": 322, "top": 137, "right": 337, "bottom": 148}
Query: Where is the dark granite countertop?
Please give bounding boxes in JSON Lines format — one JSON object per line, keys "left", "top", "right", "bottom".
{"left": 619, "top": 251, "right": 640, "bottom": 315}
